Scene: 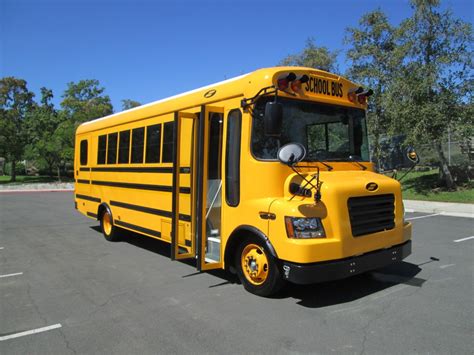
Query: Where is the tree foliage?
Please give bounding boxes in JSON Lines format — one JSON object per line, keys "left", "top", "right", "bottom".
{"left": 25, "top": 88, "right": 66, "bottom": 179}
{"left": 0, "top": 77, "right": 35, "bottom": 181}
{"left": 345, "top": 10, "right": 400, "bottom": 165}
{"left": 280, "top": 38, "right": 339, "bottom": 72}
{"left": 386, "top": 0, "right": 473, "bottom": 188}
{"left": 61, "top": 79, "right": 113, "bottom": 124}
{"left": 59, "top": 79, "right": 114, "bottom": 163}
{"left": 122, "top": 99, "right": 141, "bottom": 111}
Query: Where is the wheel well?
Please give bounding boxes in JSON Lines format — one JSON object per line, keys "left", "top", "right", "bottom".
{"left": 97, "top": 203, "right": 109, "bottom": 221}
{"left": 224, "top": 225, "right": 277, "bottom": 272}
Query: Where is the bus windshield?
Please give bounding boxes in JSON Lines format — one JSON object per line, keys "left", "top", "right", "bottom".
{"left": 251, "top": 97, "right": 370, "bottom": 162}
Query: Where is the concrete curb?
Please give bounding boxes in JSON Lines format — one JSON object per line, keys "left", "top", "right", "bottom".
{"left": 404, "top": 199, "right": 474, "bottom": 219}
{"left": 0, "top": 189, "right": 74, "bottom": 194}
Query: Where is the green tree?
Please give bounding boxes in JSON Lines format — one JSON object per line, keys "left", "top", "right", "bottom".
{"left": 387, "top": 0, "right": 473, "bottom": 189}
{"left": 280, "top": 38, "right": 339, "bottom": 72}
{"left": 121, "top": 99, "right": 141, "bottom": 110}
{"left": 60, "top": 79, "right": 113, "bottom": 166}
{"left": 25, "top": 87, "right": 66, "bottom": 180}
{"left": 61, "top": 79, "right": 113, "bottom": 124}
{"left": 0, "top": 77, "right": 34, "bottom": 181}
{"left": 345, "top": 10, "right": 400, "bottom": 166}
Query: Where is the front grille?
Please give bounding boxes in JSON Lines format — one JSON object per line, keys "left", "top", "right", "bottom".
{"left": 347, "top": 194, "right": 395, "bottom": 237}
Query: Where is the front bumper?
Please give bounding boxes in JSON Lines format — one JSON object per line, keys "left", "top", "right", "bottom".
{"left": 281, "top": 240, "right": 411, "bottom": 284}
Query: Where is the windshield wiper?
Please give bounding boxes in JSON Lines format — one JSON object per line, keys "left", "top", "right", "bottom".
{"left": 348, "top": 155, "right": 367, "bottom": 170}
{"left": 329, "top": 156, "right": 367, "bottom": 170}
{"left": 303, "top": 157, "right": 333, "bottom": 171}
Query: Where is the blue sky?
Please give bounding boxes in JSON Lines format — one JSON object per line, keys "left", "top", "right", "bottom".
{"left": 1, "top": 0, "right": 472, "bottom": 111}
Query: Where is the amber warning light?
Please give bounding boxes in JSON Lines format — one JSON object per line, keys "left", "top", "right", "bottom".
{"left": 348, "top": 86, "right": 373, "bottom": 104}
{"left": 277, "top": 73, "right": 310, "bottom": 94}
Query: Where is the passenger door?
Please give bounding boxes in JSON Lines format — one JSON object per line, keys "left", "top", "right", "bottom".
{"left": 170, "top": 106, "right": 224, "bottom": 271}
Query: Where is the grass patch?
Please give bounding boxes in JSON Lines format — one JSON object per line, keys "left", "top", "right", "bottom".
{"left": 400, "top": 169, "right": 474, "bottom": 203}
{"left": 0, "top": 175, "right": 74, "bottom": 185}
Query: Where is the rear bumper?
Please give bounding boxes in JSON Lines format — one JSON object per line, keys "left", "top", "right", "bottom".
{"left": 281, "top": 240, "right": 412, "bottom": 284}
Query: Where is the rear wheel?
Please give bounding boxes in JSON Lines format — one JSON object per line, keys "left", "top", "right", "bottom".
{"left": 235, "top": 237, "right": 285, "bottom": 297}
{"left": 100, "top": 209, "right": 120, "bottom": 241}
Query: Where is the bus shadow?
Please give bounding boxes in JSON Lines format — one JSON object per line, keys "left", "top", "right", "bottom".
{"left": 280, "top": 261, "right": 424, "bottom": 308}
{"left": 88, "top": 225, "right": 427, "bottom": 307}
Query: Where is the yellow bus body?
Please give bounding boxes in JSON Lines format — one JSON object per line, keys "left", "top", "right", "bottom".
{"left": 75, "top": 66, "right": 412, "bottom": 295}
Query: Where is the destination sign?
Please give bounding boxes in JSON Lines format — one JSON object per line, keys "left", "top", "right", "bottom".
{"left": 303, "top": 76, "right": 344, "bottom": 98}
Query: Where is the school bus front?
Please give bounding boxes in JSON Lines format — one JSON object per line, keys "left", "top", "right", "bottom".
{"left": 227, "top": 68, "right": 412, "bottom": 295}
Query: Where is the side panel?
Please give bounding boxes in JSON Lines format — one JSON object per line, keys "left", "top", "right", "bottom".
{"left": 75, "top": 134, "right": 100, "bottom": 219}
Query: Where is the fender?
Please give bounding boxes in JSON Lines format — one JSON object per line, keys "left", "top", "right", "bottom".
{"left": 97, "top": 202, "right": 113, "bottom": 221}
{"left": 224, "top": 225, "right": 278, "bottom": 270}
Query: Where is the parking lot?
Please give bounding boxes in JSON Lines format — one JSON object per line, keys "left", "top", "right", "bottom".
{"left": 1, "top": 191, "right": 473, "bottom": 354}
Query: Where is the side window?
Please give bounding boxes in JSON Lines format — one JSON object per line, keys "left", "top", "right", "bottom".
{"left": 97, "top": 135, "right": 107, "bottom": 165}
{"left": 131, "top": 127, "right": 145, "bottom": 163}
{"left": 80, "top": 140, "right": 88, "bottom": 165}
{"left": 118, "top": 130, "right": 131, "bottom": 164}
{"left": 107, "top": 132, "right": 118, "bottom": 164}
{"left": 162, "top": 122, "right": 174, "bottom": 163}
{"left": 145, "top": 124, "right": 161, "bottom": 163}
{"left": 225, "top": 109, "right": 241, "bottom": 207}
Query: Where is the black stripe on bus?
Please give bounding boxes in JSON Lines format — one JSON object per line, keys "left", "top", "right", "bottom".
{"left": 77, "top": 179, "right": 90, "bottom": 184}
{"left": 114, "top": 220, "right": 161, "bottom": 238}
{"left": 76, "top": 194, "right": 101, "bottom": 203}
{"left": 90, "top": 180, "right": 191, "bottom": 194}
{"left": 110, "top": 200, "right": 191, "bottom": 222}
{"left": 87, "top": 212, "right": 98, "bottom": 218}
{"left": 80, "top": 166, "right": 190, "bottom": 174}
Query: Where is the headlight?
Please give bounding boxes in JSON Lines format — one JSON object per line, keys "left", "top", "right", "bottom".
{"left": 285, "top": 217, "right": 326, "bottom": 239}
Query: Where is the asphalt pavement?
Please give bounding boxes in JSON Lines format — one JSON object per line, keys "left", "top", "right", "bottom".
{"left": 1, "top": 192, "right": 473, "bottom": 354}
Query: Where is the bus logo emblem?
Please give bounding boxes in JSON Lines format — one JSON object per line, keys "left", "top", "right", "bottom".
{"left": 204, "top": 89, "right": 216, "bottom": 98}
{"left": 366, "top": 182, "right": 378, "bottom": 191}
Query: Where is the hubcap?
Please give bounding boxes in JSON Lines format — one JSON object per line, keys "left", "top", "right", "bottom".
{"left": 241, "top": 244, "right": 269, "bottom": 285}
{"left": 103, "top": 212, "right": 112, "bottom": 235}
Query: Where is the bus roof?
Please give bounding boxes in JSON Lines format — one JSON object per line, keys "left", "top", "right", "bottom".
{"left": 76, "top": 66, "right": 351, "bottom": 135}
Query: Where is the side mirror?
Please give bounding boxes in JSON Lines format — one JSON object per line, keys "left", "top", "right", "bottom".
{"left": 277, "top": 143, "right": 306, "bottom": 166}
{"left": 406, "top": 146, "right": 419, "bottom": 164}
{"left": 264, "top": 101, "right": 283, "bottom": 136}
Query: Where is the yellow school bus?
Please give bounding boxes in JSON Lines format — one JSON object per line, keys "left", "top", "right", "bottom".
{"left": 74, "top": 67, "right": 412, "bottom": 296}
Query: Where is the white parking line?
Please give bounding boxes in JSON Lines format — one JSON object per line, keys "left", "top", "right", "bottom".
{"left": 0, "top": 247, "right": 4, "bottom": 250}
{"left": 405, "top": 213, "right": 441, "bottom": 221}
{"left": 0, "top": 324, "right": 62, "bottom": 341}
{"left": 0, "top": 272, "right": 23, "bottom": 279}
{"left": 440, "top": 264, "right": 455, "bottom": 269}
{"left": 453, "top": 236, "right": 474, "bottom": 243}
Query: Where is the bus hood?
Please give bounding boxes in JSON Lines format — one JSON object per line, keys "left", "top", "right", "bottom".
{"left": 282, "top": 169, "right": 401, "bottom": 202}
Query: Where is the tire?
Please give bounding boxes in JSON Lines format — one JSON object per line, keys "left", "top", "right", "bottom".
{"left": 235, "top": 236, "right": 286, "bottom": 297}
{"left": 100, "top": 208, "right": 120, "bottom": 242}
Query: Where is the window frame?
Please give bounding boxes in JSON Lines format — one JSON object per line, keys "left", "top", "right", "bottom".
{"left": 225, "top": 109, "right": 242, "bottom": 207}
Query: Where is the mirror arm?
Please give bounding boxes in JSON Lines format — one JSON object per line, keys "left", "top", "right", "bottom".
{"left": 241, "top": 85, "right": 277, "bottom": 110}
{"left": 397, "top": 157, "right": 420, "bottom": 182}
{"left": 288, "top": 164, "right": 322, "bottom": 203}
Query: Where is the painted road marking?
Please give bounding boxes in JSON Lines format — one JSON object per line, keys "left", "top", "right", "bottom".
{"left": 453, "top": 236, "right": 474, "bottom": 243}
{"left": 405, "top": 213, "right": 441, "bottom": 221}
{"left": 0, "top": 324, "right": 62, "bottom": 341}
{"left": 440, "top": 264, "right": 455, "bottom": 269}
{"left": 0, "top": 247, "right": 4, "bottom": 250}
{"left": 371, "top": 284, "right": 410, "bottom": 300}
{"left": 0, "top": 272, "right": 23, "bottom": 279}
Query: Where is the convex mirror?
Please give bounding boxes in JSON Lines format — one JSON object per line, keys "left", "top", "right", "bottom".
{"left": 406, "top": 146, "right": 419, "bottom": 164}
{"left": 277, "top": 143, "right": 306, "bottom": 166}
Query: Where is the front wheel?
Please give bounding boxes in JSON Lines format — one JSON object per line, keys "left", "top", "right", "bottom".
{"left": 235, "top": 237, "right": 286, "bottom": 297}
{"left": 100, "top": 209, "right": 120, "bottom": 242}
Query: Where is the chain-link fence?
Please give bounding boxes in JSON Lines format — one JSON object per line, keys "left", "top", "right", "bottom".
{"left": 371, "top": 135, "right": 473, "bottom": 171}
